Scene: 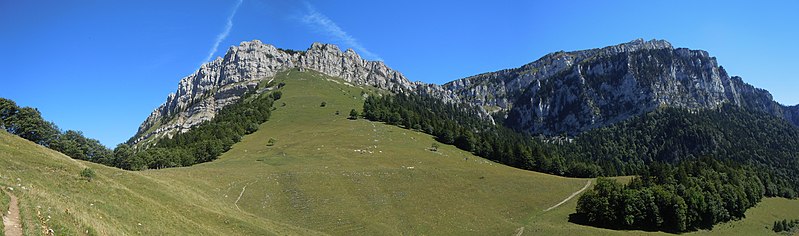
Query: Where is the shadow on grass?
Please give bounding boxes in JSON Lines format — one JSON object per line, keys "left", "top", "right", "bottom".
{"left": 567, "top": 212, "right": 684, "bottom": 235}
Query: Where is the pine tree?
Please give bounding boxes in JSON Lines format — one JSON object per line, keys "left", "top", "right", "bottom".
{"left": 349, "top": 109, "right": 359, "bottom": 120}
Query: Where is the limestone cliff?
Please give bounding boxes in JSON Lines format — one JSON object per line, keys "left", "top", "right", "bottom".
{"left": 130, "top": 40, "right": 416, "bottom": 145}
{"left": 133, "top": 39, "right": 799, "bottom": 145}
{"left": 445, "top": 39, "right": 798, "bottom": 135}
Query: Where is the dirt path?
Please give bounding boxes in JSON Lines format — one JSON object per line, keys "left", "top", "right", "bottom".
{"left": 513, "top": 226, "right": 524, "bottom": 236}
{"left": 543, "top": 180, "right": 591, "bottom": 212}
{"left": 234, "top": 185, "right": 248, "bottom": 211}
{"left": 2, "top": 190, "right": 22, "bottom": 236}
{"left": 234, "top": 180, "right": 258, "bottom": 211}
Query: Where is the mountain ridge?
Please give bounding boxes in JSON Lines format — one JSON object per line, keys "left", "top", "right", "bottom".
{"left": 443, "top": 38, "right": 673, "bottom": 111}
{"left": 445, "top": 38, "right": 798, "bottom": 135}
{"left": 131, "top": 38, "right": 798, "bottom": 145}
{"left": 130, "top": 40, "right": 459, "bottom": 145}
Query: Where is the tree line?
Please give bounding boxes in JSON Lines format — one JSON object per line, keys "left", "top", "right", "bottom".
{"left": 773, "top": 219, "right": 799, "bottom": 233}
{"left": 1, "top": 98, "right": 113, "bottom": 164}
{"left": 363, "top": 93, "right": 799, "bottom": 232}
{"left": 566, "top": 105, "right": 799, "bottom": 198}
{"left": 575, "top": 158, "right": 764, "bottom": 232}
{"left": 115, "top": 90, "right": 280, "bottom": 170}
{"left": 363, "top": 93, "right": 603, "bottom": 177}
{"left": 0, "top": 87, "right": 281, "bottom": 170}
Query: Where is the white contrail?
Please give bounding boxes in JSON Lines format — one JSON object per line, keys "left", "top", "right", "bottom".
{"left": 204, "top": 0, "right": 244, "bottom": 63}
{"left": 301, "top": 2, "right": 382, "bottom": 61}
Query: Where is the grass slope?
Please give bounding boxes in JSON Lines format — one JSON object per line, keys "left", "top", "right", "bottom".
{"left": 0, "top": 68, "right": 796, "bottom": 235}
{"left": 0, "top": 130, "right": 317, "bottom": 235}
{"left": 149, "top": 69, "right": 590, "bottom": 235}
{"left": 1, "top": 187, "right": 8, "bottom": 233}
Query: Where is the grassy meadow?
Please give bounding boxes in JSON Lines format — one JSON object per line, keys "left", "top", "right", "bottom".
{"left": 0, "top": 69, "right": 797, "bottom": 235}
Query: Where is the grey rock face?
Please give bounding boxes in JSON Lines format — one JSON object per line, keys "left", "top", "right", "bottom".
{"left": 786, "top": 105, "right": 799, "bottom": 126}
{"left": 133, "top": 38, "right": 798, "bottom": 145}
{"left": 443, "top": 39, "right": 672, "bottom": 113}
{"left": 446, "top": 39, "right": 798, "bottom": 135}
{"left": 131, "top": 40, "right": 417, "bottom": 145}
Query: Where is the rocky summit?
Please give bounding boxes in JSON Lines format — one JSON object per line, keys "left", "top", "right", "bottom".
{"left": 130, "top": 40, "right": 424, "bottom": 145}
{"left": 446, "top": 38, "right": 798, "bottom": 135}
{"left": 132, "top": 38, "right": 799, "bottom": 145}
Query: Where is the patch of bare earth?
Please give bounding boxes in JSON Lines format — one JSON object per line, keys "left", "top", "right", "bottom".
{"left": 2, "top": 189, "right": 22, "bottom": 236}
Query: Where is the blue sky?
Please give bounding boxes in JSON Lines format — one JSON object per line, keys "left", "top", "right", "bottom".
{"left": 1, "top": 0, "right": 798, "bottom": 147}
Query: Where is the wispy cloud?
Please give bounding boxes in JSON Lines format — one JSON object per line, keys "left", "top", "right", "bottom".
{"left": 203, "top": 0, "right": 244, "bottom": 63}
{"left": 301, "top": 2, "right": 382, "bottom": 61}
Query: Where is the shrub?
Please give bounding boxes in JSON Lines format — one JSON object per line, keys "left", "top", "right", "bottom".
{"left": 80, "top": 168, "right": 96, "bottom": 182}
{"left": 245, "top": 122, "right": 259, "bottom": 134}
{"left": 271, "top": 91, "right": 282, "bottom": 100}
{"left": 774, "top": 219, "right": 799, "bottom": 232}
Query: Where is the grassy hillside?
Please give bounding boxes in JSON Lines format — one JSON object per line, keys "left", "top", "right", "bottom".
{"left": 1, "top": 187, "right": 8, "bottom": 232}
{"left": 0, "top": 131, "right": 319, "bottom": 235}
{"left": 147, "top": 69, "right": 591, "bottom": 235}
{"left": 0, "top": 69, "right": 797, "bottom": 235}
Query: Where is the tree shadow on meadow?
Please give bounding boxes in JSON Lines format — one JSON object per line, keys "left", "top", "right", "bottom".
{"left": 567, "top": 212, "right": 685, "bottom": 235}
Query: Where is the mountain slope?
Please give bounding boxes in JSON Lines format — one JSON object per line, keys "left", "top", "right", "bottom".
{"left": 445, "top": 39, "right": 797, "bottom": 135}
{"left": 130, "top": 40, "right": 449, "bottom": 146}
{"left": 0, "top": 130, "right": 321, "bottom": 235}
{"left": 2, "top": 69, "right": 798, "bottom": 235}
{"left": 149, "top": 69, "right": 592, "bottom": 234}
{"left": 133, "top": 38, "right": 797, "bottom": 148}
{"left": 0, "top": 70, "right": 589, "bottom": 235}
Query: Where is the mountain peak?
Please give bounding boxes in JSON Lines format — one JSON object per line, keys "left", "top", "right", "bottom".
{"left": 624, "top": 38, "right": 672, "bottom": 48}
{"left": 445, "top": 38, "right": 797, "bottom": 136}
{"left": 309, "top": 42, "right": 341, "bottom": 52}
{"left": 130, "top": 40, "right": 415, "bottom": 145}
{"left": 578, "top": 38, "right": 673, "bottom": 57}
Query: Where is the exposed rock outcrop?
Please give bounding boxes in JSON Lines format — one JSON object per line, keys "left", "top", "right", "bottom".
{"left": 443, "top": 39, "right": 672, "bottom": 112}
{"left": 445, "top": 39, "right": 798, "bottom": 135}
{"left": 133, "top": 38, "right": 799, "bottom": 145}
{"left": 130, "top": 40, "right": 416, "bottom": 145}
{"left": 785, "top": 105, "right": 799, "bottom": 126}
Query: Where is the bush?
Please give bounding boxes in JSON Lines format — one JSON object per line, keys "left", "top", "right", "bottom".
{"left": 320, "top": 101, "right": 327, "bottom": 107}
{"left": 80, "top": 168, "right": 96, "bottom": 182}
{"left": 245, "top": 122, "right": 259, "bottom": 134}
{"left": 349, "top": 109, "right": 359, "bottom": 120}
{"left": 271, "top": 91, "right": 282, "bottom": 100}
{"left": 430, "top": 143, "right": 439, "bottom": 152}
{"left": 774, "top": 219, "right": 799, "bottom": 232}
{"left": 267, "top": 138, "right": 276, "bottom": 146}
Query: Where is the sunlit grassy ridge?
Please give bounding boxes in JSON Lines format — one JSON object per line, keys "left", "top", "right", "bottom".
{"left": 0, "top": 69, "right": 797, "bottom": 235}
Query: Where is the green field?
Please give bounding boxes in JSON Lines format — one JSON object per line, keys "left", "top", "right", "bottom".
{"left": 0, "top": 69, "right": 797, "bottom": 235}
{"left": 1, "top": 185, "right": 8, "bottom": 233}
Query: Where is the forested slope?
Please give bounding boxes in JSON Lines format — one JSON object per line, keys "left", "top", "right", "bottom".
{"left": 364, "top": 92, "right": 799, "bottom": 232}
